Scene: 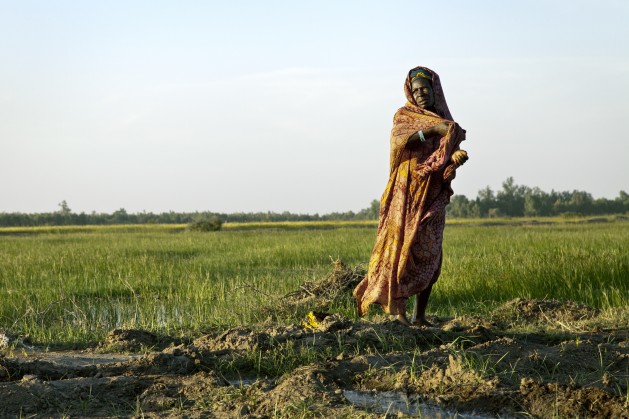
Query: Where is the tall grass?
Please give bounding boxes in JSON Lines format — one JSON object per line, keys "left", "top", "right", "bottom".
{"left": 0, "top": 228, "right": 373, "bottom": 345}
{"left": 436, "top": 222, "right": 629, "bottom": 316}
{"left": 0, "top": 220, "right": 627, "bottom": 346}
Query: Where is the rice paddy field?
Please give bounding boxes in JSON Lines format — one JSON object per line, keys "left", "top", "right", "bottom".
{"left": 1, "top": 218, "right": 627, "bottom": 345}
{"left": 1, "top": 218, "right": 628, "bottom": 417}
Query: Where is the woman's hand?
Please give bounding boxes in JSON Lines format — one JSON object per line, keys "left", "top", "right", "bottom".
{"left": 451, "top": 150, "right": 468, "bottom": 167}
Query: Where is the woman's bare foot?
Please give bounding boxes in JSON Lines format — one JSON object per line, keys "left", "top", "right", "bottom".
{"left": 412, "top": 317, "right": 434, "bottom": 327}
{"left": 395, "top": 314, "right": 413, "bottom": 327}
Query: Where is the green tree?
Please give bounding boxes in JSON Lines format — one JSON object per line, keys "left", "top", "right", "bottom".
{"left": 524, "top": 187, "right": 552, "bottom": 216}
{"left": 568, "top": 191, "right": 594, "bottom": 215}
{"left": 448, "top": 195, "right": 479, "bottom": 218}
{"left": 496, "top": 177, "right": 526, "bottom": 217}
{"left": 476, "top": 186, "right": 496, "bottom": 217}
{"left": 58, "top": 200, "right": 71, "bottom": 215}
{"left": 112, "top": 208, "right": 130, "bottom": 224}
{"left": 616, "top": 191, "right": 629, "bottom": 213}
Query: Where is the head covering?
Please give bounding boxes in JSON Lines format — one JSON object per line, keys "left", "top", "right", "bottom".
{"left": 410, "top": 68, "right": 433, "bottom": 82}
{"left": 403, "top": 66, "right": 453, "bottom": 120}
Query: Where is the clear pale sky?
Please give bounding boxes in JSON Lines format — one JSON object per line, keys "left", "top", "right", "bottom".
{"left": 2, "top": 0, "right": 628, "bottom": 214}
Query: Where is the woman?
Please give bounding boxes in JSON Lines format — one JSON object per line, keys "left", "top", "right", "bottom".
{"left": 353, "top": 66, "right": 468, "bottom": 327}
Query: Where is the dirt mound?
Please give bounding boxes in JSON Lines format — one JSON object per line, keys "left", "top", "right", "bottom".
{"left": 256, "top": 365, "right": 344, "bottom": 417}
{"left": 192, "top": 326, "right": 273, "bottom": 352}
{"left": 1, "top": 298, "right": 628, "bottom": 417}
{"left": 521, "top": 378, "right": 629, "bottom": 418}
{"left": 99, "top": 328, "right": 169, "bottom": 352}
{"left": 492, "top": 297, "right": 598, "bottom": 327}
{"left": 0, "top": 350, "right": 225, "bottom": 417}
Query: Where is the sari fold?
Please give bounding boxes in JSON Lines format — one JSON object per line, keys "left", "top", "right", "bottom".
{"left": 354, "top": 67, "right": 465, "bottom": 316}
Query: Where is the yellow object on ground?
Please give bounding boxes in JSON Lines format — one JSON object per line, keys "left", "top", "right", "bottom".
{"left": 301, "top": 311, "right": 329, "bottom": 330}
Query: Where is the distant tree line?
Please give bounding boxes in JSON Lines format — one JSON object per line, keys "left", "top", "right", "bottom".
{"left": 1, "top": 179, "right": 627, "bottom": 227}
{"left": 447, "top": 177, "right": 629, "bottom": 218}
{"left": 0, "top": 199, "right": 381, "bottom": 227}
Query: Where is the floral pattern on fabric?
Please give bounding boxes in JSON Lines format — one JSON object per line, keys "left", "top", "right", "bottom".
{"left": 354, "top": 67, "right": 465, "bottom": 316}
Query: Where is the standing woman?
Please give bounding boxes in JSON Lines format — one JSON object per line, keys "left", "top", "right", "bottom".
{"left": 354, "top": 66, "right": 468, "bottom": 326}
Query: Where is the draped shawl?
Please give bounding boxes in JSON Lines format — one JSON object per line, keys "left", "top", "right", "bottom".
{"left": 354, "top": 66, "right": 465, "bottom": 316}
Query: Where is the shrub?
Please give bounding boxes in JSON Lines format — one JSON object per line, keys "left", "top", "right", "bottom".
{"left": 187, "top": 216, "right": 223, "bottom": 232}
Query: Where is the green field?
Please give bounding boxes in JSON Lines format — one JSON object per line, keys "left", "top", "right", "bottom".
{"left": 1, "top": 219, "right": 628, "bottom": 346}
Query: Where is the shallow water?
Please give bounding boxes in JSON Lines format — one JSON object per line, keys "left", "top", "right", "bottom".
{"left": 343, "top": 390, "right": 497, "bottom": 418}
{"left": 226, "top": 377, "right": 258, "bottom": 386}
{"left": 15, "top": 349, "right": 141, "bottom": 368}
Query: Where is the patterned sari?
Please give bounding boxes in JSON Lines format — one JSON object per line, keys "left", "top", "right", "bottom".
{"left": 354, "top": 67, "right": 465, "bottom": 316}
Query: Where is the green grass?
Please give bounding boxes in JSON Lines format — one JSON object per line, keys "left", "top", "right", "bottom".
{"left": 0, "top": 219, "right": 627, "bottom": 346}
{"left": 0, "top": 220, "right": 379, "bottom": 235}
{"left": 436, "top": 221, "right": 629, "bottom": 316}
{"left": 0, "top": 227, "right": 373, "bottom": 345}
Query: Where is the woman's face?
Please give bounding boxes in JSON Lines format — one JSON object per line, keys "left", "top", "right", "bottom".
{"left": 411, "top": 77, "right": 435, "bottom": 109}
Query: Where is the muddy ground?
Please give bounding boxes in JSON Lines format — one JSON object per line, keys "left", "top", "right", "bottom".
{"left": 1, "top": 298, "right": 627, "bottom": 418}
{"left": 1, "top": 259, "right": 628, "bottom": 418}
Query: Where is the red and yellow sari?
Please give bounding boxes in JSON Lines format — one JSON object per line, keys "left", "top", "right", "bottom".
{"left": 354, "top": 67, "right": 465, "bottom": 316}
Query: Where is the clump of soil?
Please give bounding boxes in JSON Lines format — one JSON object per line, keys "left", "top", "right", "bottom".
{"left": 99, "top": 329, "right": 159, "bottom": 352}
{"left": 492, "top": 297, "right": 599, "bottom": 328}
{"left": 520, "top": 377, "right": 628, "bottom": 418}
{"left": 255, "top": 365, "right": 345, "bottom": 417}
{"left": 192, "top": 325, "right": 273, "bottom": 352}
{"left": 1, "top": 263, "right": 628, "bottom": 417}
{"left": 97, "top": 328, "right": 186, "bottom": 353}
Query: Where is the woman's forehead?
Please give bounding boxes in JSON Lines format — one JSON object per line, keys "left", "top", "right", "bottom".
{"left": 411, "top": 78, "right": 432, "bottom": 89}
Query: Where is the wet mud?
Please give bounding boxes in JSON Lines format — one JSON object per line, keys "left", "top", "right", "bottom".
{"left": 2, "top": 297, "right": 628, "bottom": 418}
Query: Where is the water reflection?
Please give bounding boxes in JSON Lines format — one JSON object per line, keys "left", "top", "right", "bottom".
{"left": 343, "top": 390, "right": 498, "bottom": 418}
